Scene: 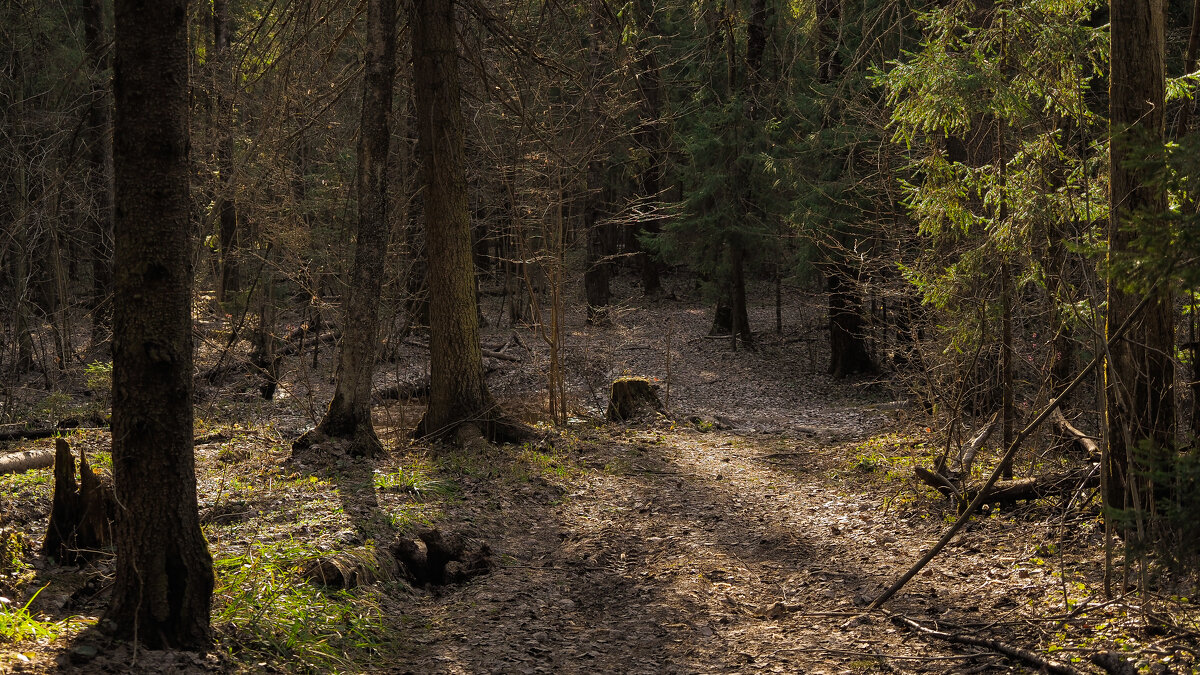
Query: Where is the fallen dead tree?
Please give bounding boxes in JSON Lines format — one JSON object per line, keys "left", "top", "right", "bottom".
{"left": 301, "top": 528, "right": 493, "bottom": 589}
{"left": 1051, "top": 408, "right": 1100, "bottom": 459}
{"left": 915, "top": 464, "right": 1100, "bottom": 512}
{"left": 0, "top": 448, "right": 57, "bottom": 474}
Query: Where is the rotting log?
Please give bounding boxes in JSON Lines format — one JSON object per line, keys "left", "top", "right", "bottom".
{"left": 388, "top": 528, "right": 494, "bottom": 587}
{"left": 0, "top": 448, "right": 56, "bottom": 474}
{"left": 42, "top": 438, "right": 115, "bottom": 564}
{"left": 301, "top": 547, "right": 400, "bottom": 589}
{"left": 606, "top": 377, "right": 665, "bottom": 422}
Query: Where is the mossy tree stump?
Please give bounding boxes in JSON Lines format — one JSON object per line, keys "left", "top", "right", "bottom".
{"left": 606, "top": 377, "right": 665, "bottom": 421}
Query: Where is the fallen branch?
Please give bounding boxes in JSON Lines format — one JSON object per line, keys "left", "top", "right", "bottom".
{"left": 0, "top": 448, "right": 56, "bottom": 474}
{"left": 959, "top": 413, "right": 998, "bottom": 477}
{"left": 1051, "top": 408, "right": 1100, "bottom": 459}
{"left": 889, "top": 612, "right": 1083, "bottom": 675}
{"left": 482, "top": 348, "right": 521, "bottom": 362}
{"left": 914, "top": 466, "right": 1100, "bottom": 511}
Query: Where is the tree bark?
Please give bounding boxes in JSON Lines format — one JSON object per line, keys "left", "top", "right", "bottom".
{"left": 213, "top": 0, "right": 240, "bottom": 303}
{"left": 82, "top": 0, "right": 114, "bottom": 343}
{"left": 583, "top": 0, "right": 611, "bottom": 325}
{"left": 1105, "top": 0, "right": 1175, "bottom": 508}
{"left": 295, "top": 0, "right": 397, "bottom": 458}
{"left": 413, "top": 0, "right": 496, "bottom": 438}
{"left": 827, "top": 262, "right": 875, "bottom": 377}
{"left": 634, "top": 0, "right": 664, "bottom": 296}
{"left": 106, "top": 0, "right": 214, "bottom": 648}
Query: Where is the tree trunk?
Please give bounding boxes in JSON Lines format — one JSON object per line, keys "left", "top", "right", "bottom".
{"left": 634, "top": 0, "right": 664, "bottom": 297}
{"left": 213, "top": 0, "right": 240, "bottom": 303}
{"left": 106, "top": 0, "right": 214, "bottom": 648}
{"left": 827, "top": 262, "right": 875, "bottom": 377}
{"left": 295, "top": 0, "right": 397, "bottom": 458}
{"left": 1105, "top": 0, "right": 1175, "bottom": 508}
{"left": 584, "top": 0, "right": 611, "bottom": 325}
{"left": 413, "top": 0, "right": 496, "bottom": 438}
{"left": 83, "top": 0, "right": 114, "bottom": 343}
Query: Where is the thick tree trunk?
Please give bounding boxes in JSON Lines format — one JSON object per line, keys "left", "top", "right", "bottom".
{"left": 106, "top": 0, "right": 214, "bottom": 648}
{"left": 413, "top": 0, "right": 496, "bottom": 437}
{"left": 1105, "top": 0, "right": 1174, "bottom": 508}
{"left": 296, "top": 0, "right": 397, "bottom": 458}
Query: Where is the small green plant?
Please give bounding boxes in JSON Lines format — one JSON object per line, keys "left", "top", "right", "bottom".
{"left": 33, "top": 392, "right": 74, "bottom": 423}
{"left": 373, "top": 460, "right": 455, "bottom": 498}
{"left": 84, "top": 361, "right": 112, "bottom": 397}
{"left": 0, "top": 585, "right": 68, "bottom": 644}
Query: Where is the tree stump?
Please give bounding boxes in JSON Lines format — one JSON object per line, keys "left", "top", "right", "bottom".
{"left": 605, "top": 377, "right": 665, "bottom": 422}
{"left": 42, "top": 438, "right": 115, "bottom": 564}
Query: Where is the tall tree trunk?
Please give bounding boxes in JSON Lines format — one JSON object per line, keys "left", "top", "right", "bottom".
{"left": 1105, "top": 0, "right": 1175, "bottom": 508}
{"left": 827, "top": 262, "right": 875, "bottom": 377}
{"left": 413, "top": 0, "right": 496, "bottom": 437}
{"left": 106, "top": 0, "right": 214, "bottom": 649}
{"left": 584, "top": 0, "right": 611, "bottom": 325}
{"left": 634, "top": 0, "right": 664, "bottom": 296}
{"left": 213, "top": 0, "right": 240, "bottom": 303}
{"left": 83, "top": 0, "right": 114, "bottom": 344}
{"left": 817, "top": 0, "right": 873, "bottom": 377}
{"left": 295, "top": 0, "right": 397, "bottom": 458}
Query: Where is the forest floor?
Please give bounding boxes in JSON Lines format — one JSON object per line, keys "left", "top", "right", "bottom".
{"left": 1, "top": 276, "right": 1199, "bottom": 674}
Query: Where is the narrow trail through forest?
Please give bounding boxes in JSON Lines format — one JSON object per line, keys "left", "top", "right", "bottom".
{"left": 2, "top": 281, "right": 1191, "bottom": 674}
{"left": 383, "top": 283, "right": 1100, "bottom": 673}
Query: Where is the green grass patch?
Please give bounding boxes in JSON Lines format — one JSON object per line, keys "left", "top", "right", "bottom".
{"left": 213, "top": 538, "right": 398, "bottom": 672}
{"left": 373, "top": 459, "right": 456, "bottom": 498}
{"left": 0, "top": 584, "right": 83, "bottom": 644}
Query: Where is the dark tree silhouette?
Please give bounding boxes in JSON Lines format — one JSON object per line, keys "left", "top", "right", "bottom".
{"left": 105, "top": 0, "right": 214, "bottom": 649}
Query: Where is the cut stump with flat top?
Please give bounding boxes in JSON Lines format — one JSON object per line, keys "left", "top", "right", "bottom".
{"left": 606, "top": 377, "right": 665, "bottom": 421}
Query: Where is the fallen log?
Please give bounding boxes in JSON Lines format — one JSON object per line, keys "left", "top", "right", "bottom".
{"left": 959, "top": 413, "right": 998, "bottom": 477}
{"left": 0, "top": 447, "right": 57, "bottom": 474}
{"left": 914, "top": 465, "right": 1100, "bottom": 511}
{"left": 374, "top": 378, "right": 431, "bottom": 402}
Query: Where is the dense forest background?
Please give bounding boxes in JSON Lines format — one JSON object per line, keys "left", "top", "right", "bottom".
{"left": 2, "top": 0, "right": 1200, "bottom": 671}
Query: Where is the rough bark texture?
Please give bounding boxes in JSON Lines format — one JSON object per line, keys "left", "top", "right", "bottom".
{"left": 295, "top": 0, "right": 397, "bottom": 458}
{"left": 634, "top": 0, "right": 664, "bottom": 296}
{"left": 413, "top": 0, "right": 495, "bottom": 438}
{"left": 1105, "top": 0, "right": 1175, "bottom": 508}
{"left": 106, "top": 0, "right": 214, "bottom": 649}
